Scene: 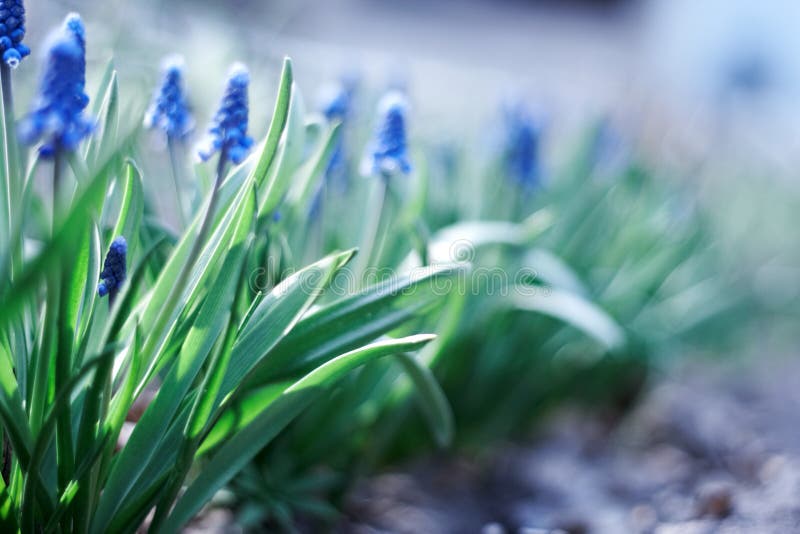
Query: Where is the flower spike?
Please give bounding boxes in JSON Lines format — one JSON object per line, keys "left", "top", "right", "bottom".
{"left": 361, "top": 91, "right": 412, "bottom": 177}
{"left": 0, "top": 1, "right": 30, "bottom": 68}
{"left": 98, "top": 236, "right": 127, "bottom": 303}
{"left": 18, "top": 24, "right": 93, "bottom": 157}
{"left": 318, "top": 80, "right": 355, "bottom": 189}
{"left": 145, "top": 55, "right": 194, "bottom": 142}
{"left": 197, "top": 63, "right": 253, "bottom": 165}
{"left": 502, "top": 101, "right": 542, "bottom": 191}
{"left": 318, "top": 82, "right": 351, "bottom": 122}
{"left": 62, "top": 13, "right": 86, "bottom": 97}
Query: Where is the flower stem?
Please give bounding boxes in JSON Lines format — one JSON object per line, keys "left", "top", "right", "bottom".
{"left": 29, "top": 152, "right": 65, "bottom": 437}
{"left": 167, "top": 139, "right": 187, "bottom": 229}
{"left": 0, "top": 63, "right": 22, "bottom": 278}
{"left": 136, "top": 150, "right": 228, "bottom": 385}
{"left": 353, "top": 174, "right": 390, "bottom": 284}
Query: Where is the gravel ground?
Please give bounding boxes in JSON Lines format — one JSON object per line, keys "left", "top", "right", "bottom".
{"left": 342, "top": 357, "right": 800, "bottom": 534}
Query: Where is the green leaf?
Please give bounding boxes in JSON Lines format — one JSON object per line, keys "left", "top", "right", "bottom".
{"left": 0, "top": 157, "right": 111, "bottom": 329}
{"left": 162, "top": 335, "right": 436, "bottom": 532}
{"left": 511, "top": 287, "right": 625, "bottom": 350}
{"left": 86, "top": 70, "right": 120, "bottom": 165}
{"left": 110, "top": 160, "right": 144, "bottom": 260}
{"left": 216, "top": 249, "right": 356, "bottom": 403}
{"left": 285, "top": 121, "right": 342, "bottom": 208}
{"left": 75, "top": 223, "right": 101, "bottom": 347}
{"left": 426, "top": 211, "right": 554, "bottom": 263}
{"left": 0, "top": 341, "right": 33, "bottom": 470}
{"left": 245, "top": 263, "right": 464, "bottom": 385}
{"left": 21, "top": 345, "right": 120, "bottom": 530}
{"left": 90, "top": 185, "right": 256, "bottom": 534}
{"left": 258, "top": 76, "right": 306, "bottom": 218}
{"left": 122, "top": 58, "right": 294, "bottom": 386}
{"left": 196, "top": 380, "right": 290, "bottom": 456}
{"left": 394, "top": 352, "right": 454, "bottom": 447}
{"left": 523, "top": 247, "right": 589, "bottom": 297}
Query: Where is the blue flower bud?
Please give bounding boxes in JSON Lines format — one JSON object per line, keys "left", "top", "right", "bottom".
{"left": 18, "top": 23, "right": 93, "bottom": 157}
{"left": 197, "top": 63, "right": 253, "bottom": 165}
{"left": 502, "top": 102, "right": 542, "bottom": 191}
{"left": 98, "top": 236, "right": 127, "bottom": 302}
{"left": 361, "top": 91, "right": 412, "bottom": 177}
{"left": 145, "top": 55, "right": 194, "bottom": 142}
{"left": 0, "top": 1, "right": 28, "bottom": 68}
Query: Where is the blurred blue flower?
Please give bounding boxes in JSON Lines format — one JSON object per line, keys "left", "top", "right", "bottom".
{"left": 197, "top": 63, "right": 253, "bottom": 165}
{"left": 18, "top": 29, "right": 93, "bottom": 158}
{"left": 318, "top": 80, "right": 356, "bottom": 191}
{"left": 319, "top": 83, "right": 350, "bottom": 122}
{"left": 502, "top": 102, "right": 541, "bottom": 191}
{"left": 145, "top": 55, "right": 194, "bottom": 142}
{"left": 63, "top": 13, "right": 86, "bottom": 92}
{"left": 0, "top": 0, "right": 30, "bottom": 68}
{"left": 361, "top": 91, "right": 412, "bottom": 177}
{"left": 98, "top": 236, "right": 127, "bottom": 301}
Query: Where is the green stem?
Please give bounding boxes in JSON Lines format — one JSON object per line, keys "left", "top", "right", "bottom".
{"left": 136, "top": 150, "right": 228, "bottom": 387}
{"left": 149, "top": 202, "right": 247, "bottom": 533}
{"left": 0, "top": 63, "right": 22, "bottom": 278}
{"left": 353, "top": 174, "right": 389, "bottom": 284}
{"left": 29, "top": 154, "right": 64, "bottom": 434}
{"left": 50, "top": 153, "right": 76, "bottom": 529}
{"left": 167, "top": 139, "right": 187, "bottom": 229}
{"left": 148, "top": 329, "right": 231, "bottom": 533}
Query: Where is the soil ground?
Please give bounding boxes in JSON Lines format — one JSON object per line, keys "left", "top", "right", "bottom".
{"left": 342, "top": 357, "right": 800, "bottom": 534}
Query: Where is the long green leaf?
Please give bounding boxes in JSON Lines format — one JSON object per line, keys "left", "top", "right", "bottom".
{"left": 90, "top": 185, "right": 256, "bottom": 533}
{"left": 216, "top": 249, "right": 356, "bottom": 404}
{"left": 244, "top": 263, "right": 463, "bottom": 385}
{"left": 511, "top": 287, "right": 625, "bottom": 350}
{"left": 394, "top": 352, "right": 454, "bottom": 447}
{"left": 162, "top": 335, "right": 436, "bottom": 532}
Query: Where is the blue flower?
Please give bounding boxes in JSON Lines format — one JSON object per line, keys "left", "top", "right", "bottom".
{"left": 318, "top": 82, "right": 351, "bottom": 122}
{"left": 502, "top": 102, "right": 542, "bottom": 191}
{"left": 318, "top": 81, "right": 355, "bottom": 190}
{"left": 145, "top": 55, "right": 194, "bottom": 142}
{"left": 197, "top": 63, "right": 253, "bottom": 165}
{"left": 0, "top": 0, "right": 30, "bottom": 68}
{"left": 62, "top": 13, "right": 86, "bottom": 100}
{"left": 98, "top": 236, "right": 127, "bottom": 301}
{"left": 361, "top": 91, "right": 412, "bottom": 177}
{"left": 18, "top": 28, "right": 93, "bottom": 158}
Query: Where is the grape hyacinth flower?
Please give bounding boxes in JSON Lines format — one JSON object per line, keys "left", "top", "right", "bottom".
{"left": 62, "top": 13, "right": 86, "bottom": 95}
{"left": 0, "top": 0, "right": 30, "bottom": 68}
{"left": 98, "top": 236, "right": 127, "bottom": 304}
{"left": 197, "top": 63, "right": 253, "bottom": 166}
{"left": 318, "top": 81, "right": 355, "bottom": 191}
{"left": 361, "top": 91, "right": 412, "bottom": 177}
{"left": 319, "top": 82, "right": 351, "bottom": 122}
{"left": 145, "top": 55, "right": 194, "bottom": 142}
{"left": 18, "top": 29, "right": 93, "bottom": 158}
{"left": 502, "top": 102, "right": 542, "bottom": 192}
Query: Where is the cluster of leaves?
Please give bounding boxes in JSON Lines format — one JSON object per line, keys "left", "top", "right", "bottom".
{"left": 224, "top": 92, "right": 750, "bottom": 528}
{"left": 0, "top": 49, "right": 462, "bottom": 533}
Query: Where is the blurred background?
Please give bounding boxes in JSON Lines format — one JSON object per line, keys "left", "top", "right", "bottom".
{"left": 24, "top": 0, "right": 800, "bottom": 151}
{"left": 19, "top": 1, "right": 800, "bottom": 532}
{"left": 24, "top": 0, "right": 800, "bottom": 333}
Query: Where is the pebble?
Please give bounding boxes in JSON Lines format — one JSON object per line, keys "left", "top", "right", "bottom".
{"left": 695, "top": 481, "right": 734, "bottom": 519}
{"left": 654, "top": 519, "right": 716, "bottom": 534}
{"left": 482, "top": 523, "right": 506, "bottom": 534}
